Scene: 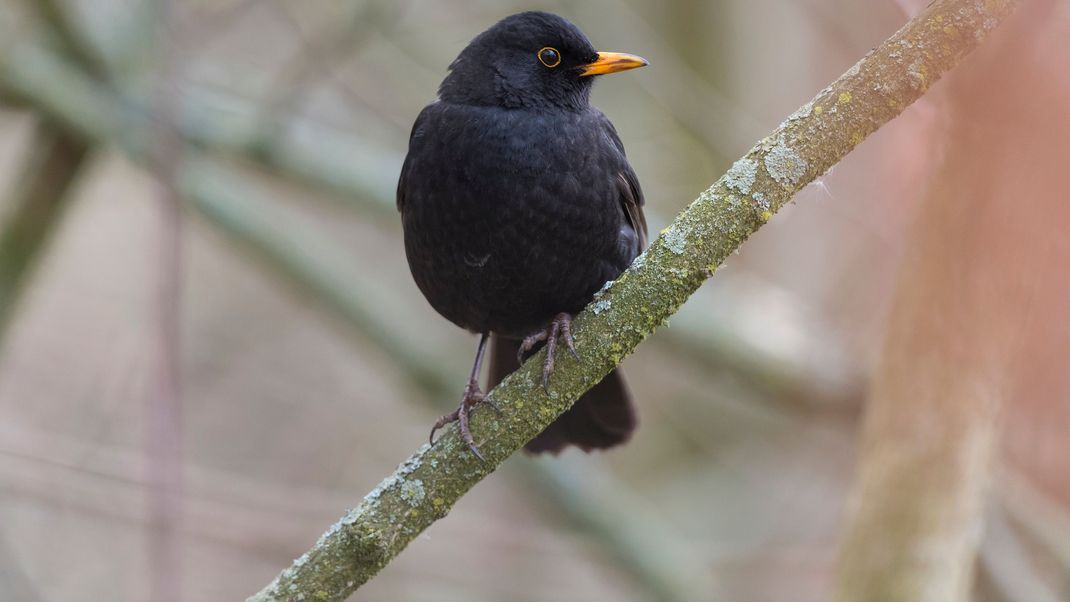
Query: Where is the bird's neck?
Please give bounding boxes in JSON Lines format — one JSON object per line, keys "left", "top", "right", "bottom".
{"left": 439, "top": 70, "right": 592, "bottom": 112}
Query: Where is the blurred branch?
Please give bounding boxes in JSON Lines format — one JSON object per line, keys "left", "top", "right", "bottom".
{"left": 183, "top": 161, "right": 451, "bottom": 396}
{"left": 22, "top": 2, "right": 189, "bottom": 597}
{"left": 25, "top": 0, "right": 109, "bottom": 77}
{"left": 0, "top": 36, "right": 442, "bottom": 388}
{"left": 147, "top": 148, "right": 184, "bottom": 602}
{"left": 522, "top": 460, "right": 708, "bottom": 601}
{"left": 572, "top": 0, "right": 764, "bottom": 159}
{"left": 0, "top": 120, "right": 91, "bottom": 339}
{"left": 10, "top": 3, "right": 403, "bottom": 221}
{"left": 144, "top": 2, "right": 184, "bottom": 600}
{"left": 978, "top": 505, "right": 1064, "bottom": 602}
{"left": 665, "top": 284, "right": 862, "bottom": 413}
{"left": 179, "top": 102, "right": 401, "bottom": 219}
{"left": 0, "top": 0, "right": 101, "bottom": 343}
{"left": 1001, "top": 471, "right": 1070, "bottom": 579}
{"left": 241, "top": 2, "right": 1018, "bottom": 599}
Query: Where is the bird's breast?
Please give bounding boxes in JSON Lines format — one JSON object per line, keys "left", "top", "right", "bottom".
{"left": 400, "top": 103, "right": 631, "bottom": 335}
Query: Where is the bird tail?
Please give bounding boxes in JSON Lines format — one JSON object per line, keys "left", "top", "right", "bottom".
{"left": 488, "top": 335, "right": 637, "bottom": 454}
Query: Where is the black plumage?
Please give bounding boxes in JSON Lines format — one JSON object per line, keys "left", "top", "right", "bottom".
{"left": 397, "top": 11, "right": 648, "bottom": 456}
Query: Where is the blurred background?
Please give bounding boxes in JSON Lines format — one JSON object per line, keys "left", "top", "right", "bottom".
{"left": 0, "top": 0, "right": 1068, "bottom": 601}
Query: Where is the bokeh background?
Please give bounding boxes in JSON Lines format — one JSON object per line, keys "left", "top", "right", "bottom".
{"left": 0, "top": 0, "right": 1068, "bottom": 601}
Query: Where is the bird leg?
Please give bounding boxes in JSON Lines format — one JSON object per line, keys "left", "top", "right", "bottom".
{"left": 517, "top": 312, "right": 580, "bottom": 393}
{"left": 429, "top": 332, "right": 499, "bottom": 460}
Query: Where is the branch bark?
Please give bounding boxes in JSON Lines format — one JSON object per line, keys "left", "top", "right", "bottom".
{"left": 238, "top": 1, "right": 1018, "bottom": 599}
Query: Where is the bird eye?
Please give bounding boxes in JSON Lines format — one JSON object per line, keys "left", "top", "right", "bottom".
{"left": 537, "top": 47, "right": 561, "bottom": 68}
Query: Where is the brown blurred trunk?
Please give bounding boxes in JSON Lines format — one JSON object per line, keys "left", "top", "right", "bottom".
{"left": 834, "top": 2, "right": 1070, "bottom": 601}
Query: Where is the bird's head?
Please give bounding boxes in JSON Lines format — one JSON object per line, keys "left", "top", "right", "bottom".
{"left": 438, "top": 11, "right": 647, "bottom": 111}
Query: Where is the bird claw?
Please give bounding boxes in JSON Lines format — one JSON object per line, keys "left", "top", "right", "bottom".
{"left": 517, "top": 313, "right": 579, "bottom": 394}
{"left": 518, "top": 331, "right": 547, "bottom": 363}
{"left": 429, "top": 379, "right": 493, "bottom": 460}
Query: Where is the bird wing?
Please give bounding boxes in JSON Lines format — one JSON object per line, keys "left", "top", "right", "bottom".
{"left": 599, "top": 114, "right": 648, "bottom": 250}
{"left": 617, "top": 168, "right": 648, "bottom": 250}
{"left": 397, "top": 105, "right": 434, "bottom": 213}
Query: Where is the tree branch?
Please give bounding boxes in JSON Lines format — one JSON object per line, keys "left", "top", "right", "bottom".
{"left": 0, "top": 120, "right": 91, "bottom": 338}
{"left": 0, "top": 0, "right": 100, "bottom": 338}
{"left": 27, "top": 0, "right": 110, "bottom": 77}
{"left": 978, "top": 505, "right": 1064, "bottom": 602}
{"left": 999, "top": 471, "right": 1070, "bottom": 587}
{"left": 239, "top": 1, "right": 1019, "bottom": 599}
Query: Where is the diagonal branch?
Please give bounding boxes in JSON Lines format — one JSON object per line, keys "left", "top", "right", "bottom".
{"left": 240, "top": 0, "right": 1019, "bottom": 599}
{"left": 29, "top": 0, "right": 110, "bottom": 77}
{"left": 0, "top": 120, "right": 91, "bottom": 339}
{"left": 0, "top": 0, "right": 99, "bottom": 338}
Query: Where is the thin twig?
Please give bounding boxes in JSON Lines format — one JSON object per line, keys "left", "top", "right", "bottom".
{"left": 145, "top": 150, "right": 184, "bottom": 602}
{"left": 143, "top": 1, "right": 185, "bottom": 600}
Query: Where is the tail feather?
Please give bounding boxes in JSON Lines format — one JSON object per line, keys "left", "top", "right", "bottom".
{"left": 488, "top": 335, "right": 637, "bottom": 454}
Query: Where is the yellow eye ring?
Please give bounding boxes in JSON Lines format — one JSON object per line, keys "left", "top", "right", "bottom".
{"left": 538, "top": 47, "right": 561, "bottom": 68}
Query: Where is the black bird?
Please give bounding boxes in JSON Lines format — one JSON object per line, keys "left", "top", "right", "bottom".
{"left": 397, "top": 11, "right": 648, "bottom": 457}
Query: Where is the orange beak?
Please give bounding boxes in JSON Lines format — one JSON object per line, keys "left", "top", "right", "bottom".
{"left": 579, "top": 52, "right": 649, "bottom": 77}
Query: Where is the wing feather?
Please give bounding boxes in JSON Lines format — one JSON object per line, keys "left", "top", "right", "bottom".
{"left": 597, "top": 113, "right": 648, "bottom": 251}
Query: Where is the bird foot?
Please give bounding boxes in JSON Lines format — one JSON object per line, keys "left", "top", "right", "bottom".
{"left": 517, "top": 312, "right": 580, "bottom": 393}
{"left": 429, "top": 379, "right": 500, "bottom": 460}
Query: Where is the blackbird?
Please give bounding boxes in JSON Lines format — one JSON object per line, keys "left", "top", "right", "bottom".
{"left": 397, "top": 11, "right": 648, "bottom": 457}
